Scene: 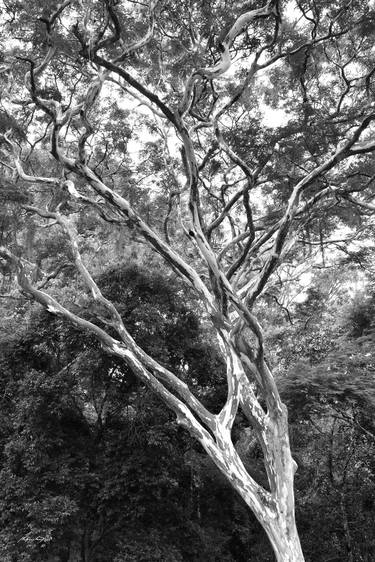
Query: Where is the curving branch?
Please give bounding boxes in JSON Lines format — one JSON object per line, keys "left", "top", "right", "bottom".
{"left": 179, "top": 0, "right": 278, "bottom": 117}
{"left": 246, "top": 113, "right": 375, "bottom": 307}
{"left": 343, "top": 194, "right": 375, "bottom": 212}
{"left": 1, "top": 132, "right": 60, "bottom": 185}
{"left": 0, "top": 244, "right": 272, "bottom": 528}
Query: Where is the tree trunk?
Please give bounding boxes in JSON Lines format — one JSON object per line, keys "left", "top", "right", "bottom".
{"left": 339, "top": 490, "right": 354, "bottom": 562}
{"left": 243, "top": 448, "right": 304, "bottom": 562}
{"left": 224, "top": 450, "right": 304, "bottom": 562}
{"left": 207, "top": 416, "right": 304, "bottom": 562}
{"left": 81, "top": 529, "right": 91, "bottom": 562}
{"left": 68, "top": 538, "right": 82, "bottom": 562}
{"left": 265, "top": 413, "right": 304, "bottom": 562}
{"left": 265, "top": 520, "right": 305, "bottom": 562}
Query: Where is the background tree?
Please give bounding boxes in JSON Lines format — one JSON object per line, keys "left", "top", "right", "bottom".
{"left": 0, "top": 264, "right": 253, "bottom": 561}
{"left": 277, "top": 270, "right": 375, "bottom": 562}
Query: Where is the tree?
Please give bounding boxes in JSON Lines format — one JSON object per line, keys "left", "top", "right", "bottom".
{"left": 1, "top": 264, "right": 249, "bottom": 561}
{"left": 277, "top": 275, "right": 375, "bottom": 561}
{"left": 1, "top": 1, "right": 375, "bottom": 559}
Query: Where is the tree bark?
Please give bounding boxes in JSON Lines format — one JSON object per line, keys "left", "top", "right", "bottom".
{"left": 229, "top": 411, "right": 304, "bottom": 562}
{"left": 225, "top": 455, "right": 304, "bottom": 562}
{"left": 339, "top": 491, "right": 354, "bottom": 562}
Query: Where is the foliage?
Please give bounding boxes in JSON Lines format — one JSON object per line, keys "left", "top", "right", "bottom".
{"left": 0, "top": 264, "right": 264, "bottom": 561}
{"left": 277, "top": 280, "right": 375, "bottom": 561}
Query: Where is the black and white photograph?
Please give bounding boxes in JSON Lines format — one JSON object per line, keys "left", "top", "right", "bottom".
{"left": 0, "top": 1, "right": 374, "bottom": 560}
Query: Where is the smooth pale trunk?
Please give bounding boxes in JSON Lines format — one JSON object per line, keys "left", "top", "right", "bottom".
{"left": 211, "top": 410, "right": 305, "bottom": 562}
{"left": 264, "top": 422, "right": 305, "bottom": 562}
{"left": 233, "top": 460, "right": 304, "bottom": 562}
{"left": 228, "top": 462, "right": 304, "bottom": 562}
{"left": 265, "top": 520, "right": 305, "bottom": 562}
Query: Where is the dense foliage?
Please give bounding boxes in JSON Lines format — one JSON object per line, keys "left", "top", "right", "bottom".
{"left": 1, "top": 264, "right": 375, "bottom": 561}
